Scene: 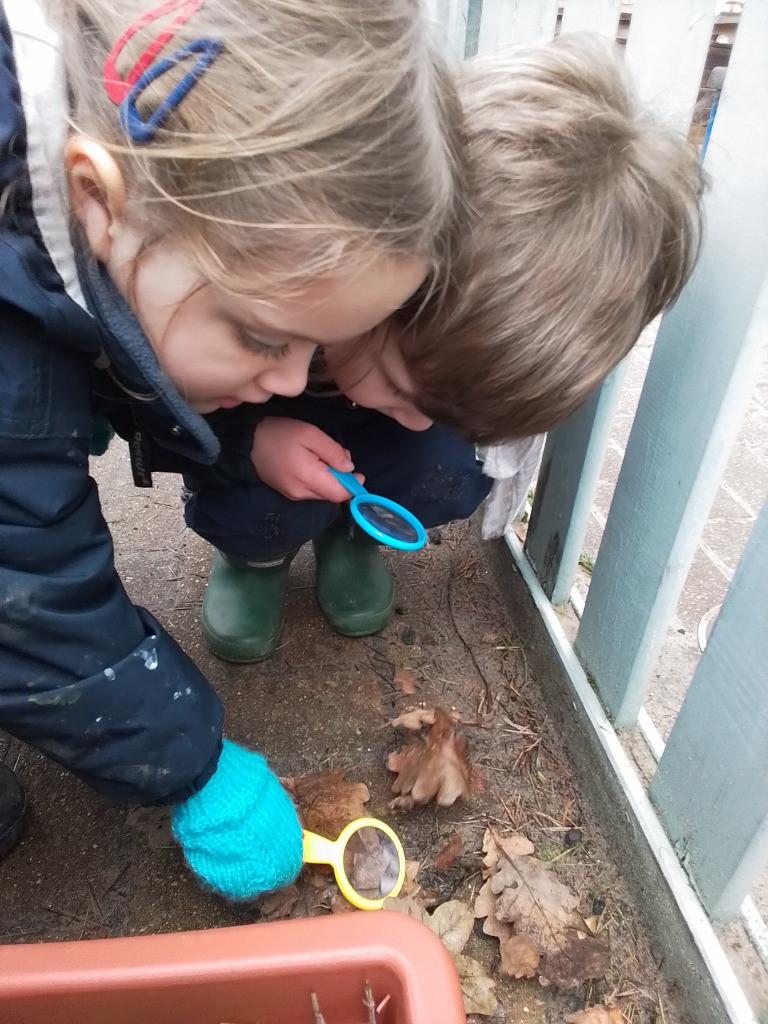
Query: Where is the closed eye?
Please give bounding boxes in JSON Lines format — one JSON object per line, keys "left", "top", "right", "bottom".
{"left": 384, "top": 376, "right": 412, "bottom": 402}
{"left": 238, "top": 329, "right": 290, "bottom": 359}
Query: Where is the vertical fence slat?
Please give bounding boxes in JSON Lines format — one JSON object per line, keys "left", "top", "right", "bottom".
{"left": 523, "top": 0, "right": 712, "bottom": 607}
{"left": 427, "top": 0, "right": 471, "bottom": 60}
{"left": 559, "top": 0, "right": 622, "bottom": 37}
{"left": 575, "top": 0, "right": 768, "bottom": 726}
{"left": 476, "top": 0, "right": 559, "bottom": 52}
{"left": 525, "top": 369, "right": 626, "bottom": 605}
{"left": 623, "top": 0, "right": 715, "bottom": 131}
{"left": 650, "top": 500, "right": 768, "bottom": 922}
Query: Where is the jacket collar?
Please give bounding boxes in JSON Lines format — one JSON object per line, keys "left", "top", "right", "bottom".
{"left": 75, "top": 244, "right": 221, "bottom": 463}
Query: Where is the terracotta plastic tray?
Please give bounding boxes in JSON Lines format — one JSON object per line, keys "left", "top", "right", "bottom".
{"left": 0, "top": 910, "right": 466, "bottom": 1024}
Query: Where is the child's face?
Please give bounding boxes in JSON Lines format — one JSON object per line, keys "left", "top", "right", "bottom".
{"left": 108, "top": 240, "right": 428, "bottom": 415}
{"left": 325, "top": 323, "right": 433, "bottom": 432}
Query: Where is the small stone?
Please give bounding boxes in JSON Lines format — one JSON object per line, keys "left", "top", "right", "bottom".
{"left": 564, "top": 827, "right": 582, "bottom": 848}
{"left": 428, "top": 527, "right": 442, "bottom": 545}
{"left": 403, "top": 628, "right": 416, "bottom": 646}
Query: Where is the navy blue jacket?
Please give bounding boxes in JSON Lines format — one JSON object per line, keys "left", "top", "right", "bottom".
{"left": 0, "top": 9, "right": 234, "bottom": 804}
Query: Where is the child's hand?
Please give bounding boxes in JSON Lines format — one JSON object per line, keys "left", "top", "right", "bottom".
{"left": 251, "top": 417, "right": 364, "bottom": 501}
{"left": 171, "top": 740, "right": 303, "bottom": 901}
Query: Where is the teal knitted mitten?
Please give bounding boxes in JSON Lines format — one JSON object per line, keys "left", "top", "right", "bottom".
{"left": 171, "top": 740, "right": 303, "bottom": 900}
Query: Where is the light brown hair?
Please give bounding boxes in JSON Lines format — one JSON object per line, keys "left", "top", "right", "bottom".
{"left": 46, "top": 0, "right": 465, "bottom": 294}
{"left": 399, "top": 33, "right": 705, "bottom": 443}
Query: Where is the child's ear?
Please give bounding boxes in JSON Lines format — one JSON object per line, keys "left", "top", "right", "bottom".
{"left": 64, "top": 137, "right": 127, "bottom": 263}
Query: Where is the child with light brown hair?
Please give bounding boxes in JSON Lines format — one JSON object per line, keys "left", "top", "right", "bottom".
{"left": 323, "top": 33, "right": 704, "bottom": 536}
{"left": 400, "top": 34, "right": 704, "bottom": 443}
{"left": 0, "top": 0, "right": 464, "bottom": 897}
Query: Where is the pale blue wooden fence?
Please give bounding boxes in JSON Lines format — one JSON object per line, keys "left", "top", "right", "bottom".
{"left": 431, "top": 0, "right": 768, "bottom": 983}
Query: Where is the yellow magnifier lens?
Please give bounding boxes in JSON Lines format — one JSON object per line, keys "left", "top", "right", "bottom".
{"left": 302, "top": 818, "right": 406, "bottom": 911}
{"left": 342, "top": 825, "right": 402, "bottom": 902}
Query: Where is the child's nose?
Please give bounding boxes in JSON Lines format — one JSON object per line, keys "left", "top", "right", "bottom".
{"left": 261, "top": 346, "right": 315, "bottom": 398}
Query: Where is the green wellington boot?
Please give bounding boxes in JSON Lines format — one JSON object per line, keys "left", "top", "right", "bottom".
{"left": 313, "top": 522, "right": 394, "bottom": 637}
{"left": 201, "top": 549, "right": 298, "bottom": 663}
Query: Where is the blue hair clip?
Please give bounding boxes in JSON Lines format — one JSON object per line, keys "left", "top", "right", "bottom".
{"left": 119, "top": 37, "right": 224, "bottom": 144}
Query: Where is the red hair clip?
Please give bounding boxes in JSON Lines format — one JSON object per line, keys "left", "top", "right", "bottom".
{"left": 103, "top": 0, "right": 205, "bottom": 104}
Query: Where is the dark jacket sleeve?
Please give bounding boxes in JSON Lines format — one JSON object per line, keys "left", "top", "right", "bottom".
{"left": 0, "top": 300, "right": 224, "bottom": 805}
{"left": 0, "top": 13, "right": 223, "bottom": 804}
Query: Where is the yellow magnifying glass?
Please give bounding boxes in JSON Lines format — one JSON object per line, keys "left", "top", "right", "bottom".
{"left": 302, "top": 817, "right": 406, "bottom": 911}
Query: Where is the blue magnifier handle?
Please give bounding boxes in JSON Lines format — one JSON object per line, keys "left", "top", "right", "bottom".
{"left": 328, "top": 468, "right": 369, "bottom": 499}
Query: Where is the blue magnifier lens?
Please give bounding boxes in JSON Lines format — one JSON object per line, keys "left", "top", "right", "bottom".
{"left": 356, "top": 500, "right": 420, "bottom": 544}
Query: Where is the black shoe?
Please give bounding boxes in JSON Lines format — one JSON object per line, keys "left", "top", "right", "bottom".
{"left": 0, "top": 763, "right": 26, "bottom": 860}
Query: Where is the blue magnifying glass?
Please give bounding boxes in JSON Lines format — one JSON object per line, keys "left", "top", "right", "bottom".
{"left": 328, "top": 469, "right": 427, "bottom": 551}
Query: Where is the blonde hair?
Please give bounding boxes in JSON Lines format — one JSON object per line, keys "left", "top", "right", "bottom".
{"left": 400, "top": 34, "right": 705, "bottom": 443}
{"left": 46, "top": 0, "right": 464, "bottom": 293}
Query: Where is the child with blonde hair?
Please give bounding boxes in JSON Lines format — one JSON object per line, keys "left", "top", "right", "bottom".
{"left": 0, "top": 0, "right": 463, "bottom": 898}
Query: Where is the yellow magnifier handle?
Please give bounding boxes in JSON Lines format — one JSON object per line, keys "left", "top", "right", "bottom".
{"left": 302, "top": 817, "right": 406, "bottom": 912}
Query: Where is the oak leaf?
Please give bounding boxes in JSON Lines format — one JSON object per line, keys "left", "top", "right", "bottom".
{"left": 490, "top": 853, "right": 580, "bottom": 945}
{"left": 388, "top": 709, "right": 471, "bottom": 807}
{"left": 291, "top": 770, "right": 370, "bottom": 838}
{"left": 390, "top": 707, "right": 437, "bottom": 730}
{"left": 500, "top": 931, "right": 540, "bottom": 979}
{"left": 481, "top": 827, "right": 535, "bottom": 877}
{"left": 475, "top": 835, "right": 610, "bottom": 990}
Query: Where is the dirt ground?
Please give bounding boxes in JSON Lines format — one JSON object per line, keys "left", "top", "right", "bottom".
{"left": 0, "top": 446, "right": 688, "bottom": 1024}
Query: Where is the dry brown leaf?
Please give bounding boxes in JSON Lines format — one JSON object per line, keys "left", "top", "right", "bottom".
{"left": 476, "top": 841, "right": 610, "bottom": 990}
{"left": 388, "top": 709, "right": 471, "bottom": 807}
{"left": 476, "top": 880, "right": 538, "bottom": 977}
{"left": 539, "top": 933, "right": 610, "bottom": 989}
{"left": 390, "top": 707, "right": 437, "bottom": 730}
{"left": 383, "top": 894, "right": 429, "bottom": 923}
{"left": 329, "top": 891, "right": 356, "bottom": 914}
{"left": 389, "top": 896, "right": 494, "bottom": 1016}
{"left": 425, "top": 899, "right": 474, "bottom": 954}
{"left": 481, "top": 827, "right": 535, "bottom": 877}
{"left": 291, "top": 770, "right": 369, "bottom": 838}
{"left": 434, "top": 834, "right": 463, "bottom": 871}
{"left": 565, "top": 1004, "right": 624, "bottom": 1023}
{"left": 453, "top": 954, "right": 497, "bottom": 1016}
{"left": 474, "top": 878, "right": 497, "bottom": 921}
{"left": 491, "top": 854, "right": 581, "bottom": 947}
{"left": 401, "top": 859, "right": 423, "bottom": 898}
{"left": 393, "top": 667, "right": 418, "bottom": 694}
{"left": 258, "top": 885, "right": 300, "bottom": 921}
{"left": 500, "top": 931, "right": 540, "bottom": 979}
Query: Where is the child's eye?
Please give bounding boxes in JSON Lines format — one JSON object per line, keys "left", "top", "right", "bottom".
{"left": 386, "top": 378, "right": 410, "bottom": 402}
{"left": 239, "top": 329, "right": 290, "bottom": 359}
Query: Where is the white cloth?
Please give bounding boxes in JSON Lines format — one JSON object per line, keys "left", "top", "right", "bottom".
{"left": 480, "top": 436, "right": 546, "bottom": 539}
{"left": 5, "top": 0, "right": 85, "bottom": 308}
